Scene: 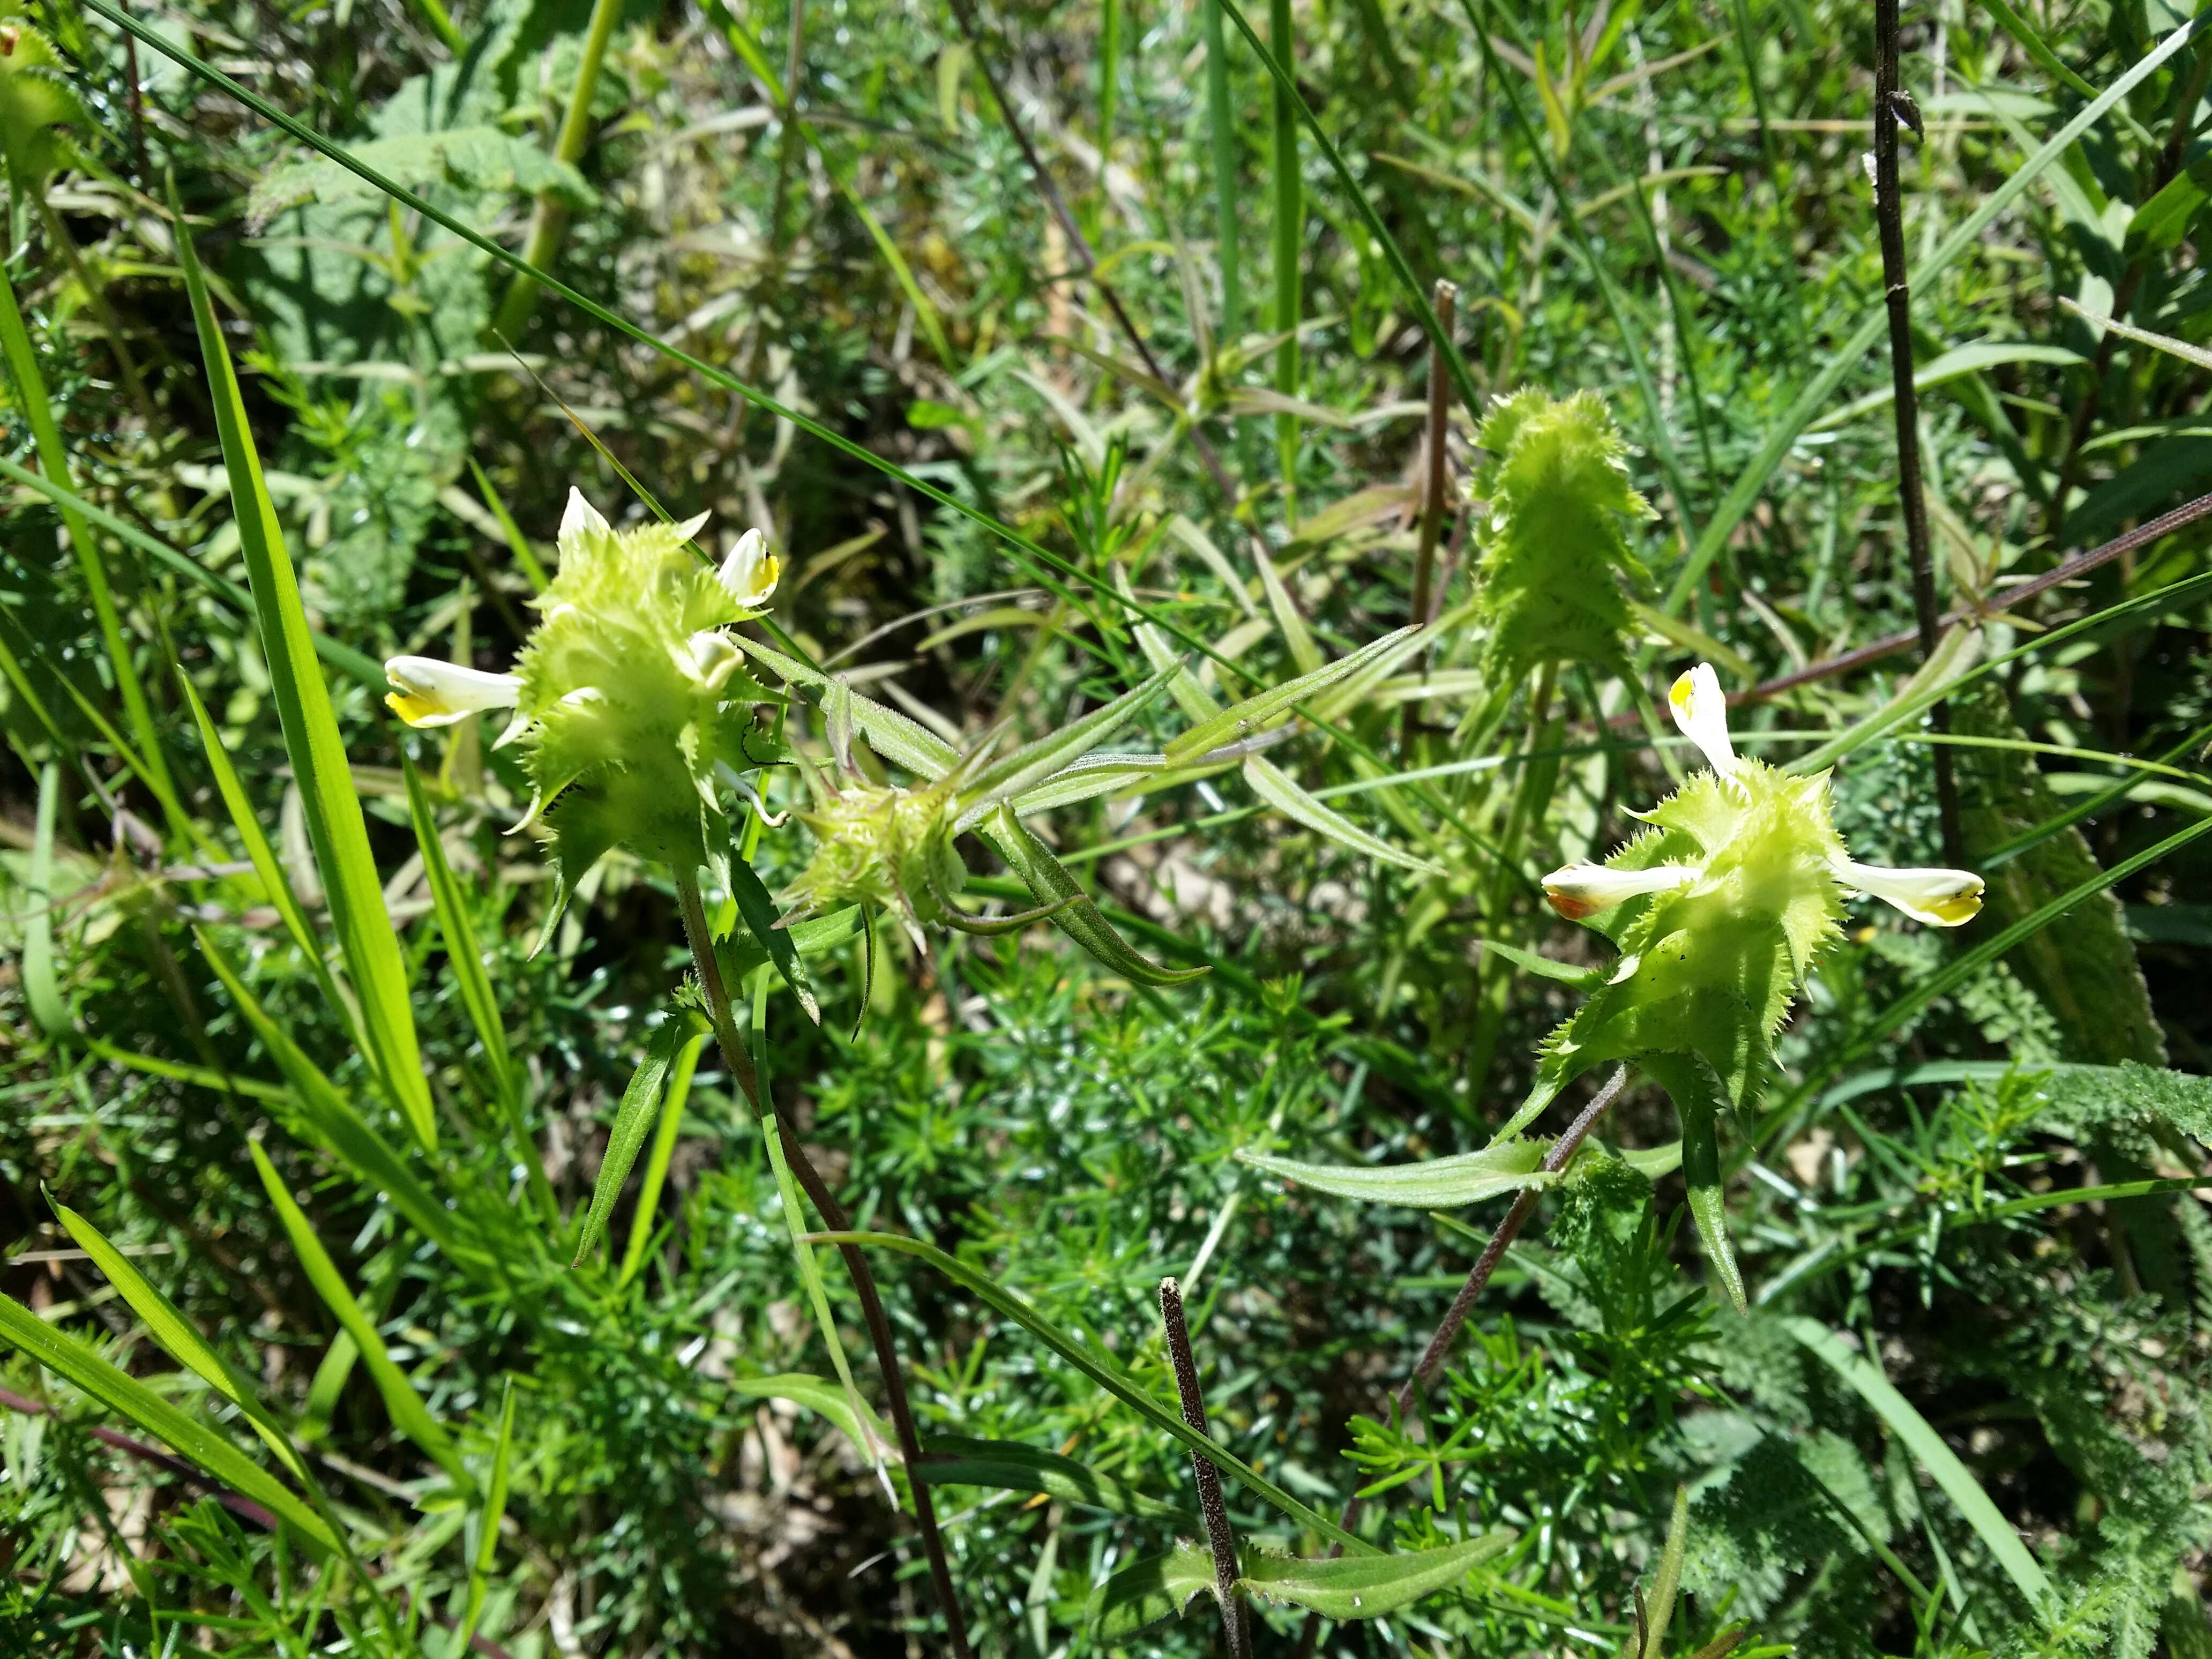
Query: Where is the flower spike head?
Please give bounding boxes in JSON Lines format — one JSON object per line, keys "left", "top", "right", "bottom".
{"left": 1668, "top": 663, "right": 1738, "bottom": 775}
{"left": 1828, "top": 856, "right": 1983, "bottom": 926}
{"left": 718, "top": 528, "right": 780, "bottom": 613}
{"left": 1514, "top": 661, "right": 1984, "bottom": 1312}
{"left": 384, "top": 656, "right": 522, "bottom": 728}
{"left": 500, "top": 491, "right": 781, "bottom": 901}
{"left": 1542, "top": 860, "right": 1701, "bottom": 921}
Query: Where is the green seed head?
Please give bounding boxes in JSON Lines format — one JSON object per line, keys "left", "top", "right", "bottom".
{"left": 783, "top": 778, "right": 966, "bottom": 932}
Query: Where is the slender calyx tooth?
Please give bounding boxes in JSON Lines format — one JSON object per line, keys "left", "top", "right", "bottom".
{"left": 559, "top": 485, "right": 611, "bottom": 547}
{"left": 1667, "top": 662, "right": 1738, "bottom": 775}
{"left": 1827, "top": 856, "right": 1985, "bottom": 927}
{"left": 1541, "top": 860, "right": 1702, "bottom": 921}
{"left": 383, "top": 655, "right": 522, "bottom": 728}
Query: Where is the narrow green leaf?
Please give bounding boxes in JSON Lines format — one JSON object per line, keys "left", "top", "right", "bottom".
{"left": 50, "top": 1198, "right": 316, "bottom": 1488}
{"left": 1238, "top": 1138, "right": 1551, "bottom": 1208}
{"left": 1639, "top": 1487, "right": 1691, "bottom": 1658}
{"left": 572, "top": 1011, "right": 709, "bottom": 1267}
{"left": 1164, "top": 628, "right": 1416, "bottom": 765}
{"left": 0, "top": 1289, "right": 338, "bottom": 1552}
{"left": 727, "top": 1372, "right": 892, "bottom": 1461}
{"left": 956, "top": 664, "right": 1180, "bottom": 822}
{"left": 1243, "top": 754, "right": 1444, "bottom": 875}
{"left": 715, "top": 903, "right": 867, "bottom": 991}
{"left": 455, "top": 1377, "right": 517, "bottom": 1658}
{"left": 197, "top": 933, "right": 467, "bottom": 1264}
{"left": 1088, "top": 1545, "right": 1218, "bottom": 1639}
{"left": 617, "top": 1032, "right": 706, "bottom": 1288}
{"left": 733, "top": 636, "right": 958, "bottom": 779}
{"left": 1477, "top": 939, "right": 1606, "bottom": 988}
{"left": 1787, "top": 1318, "right": 2053, "bottom": 1616}
{"left": 812, "top": 1229, "right": 1372, "bottom": 1551}
{"left": 24, "top": 762, "right": 70, "bottom": 1038}
{"left": 466, "top": 458, "right": 550, "bottom": 592}
{"left": 728, "top": 860, "right": 818, "bottom": 1024}
{"left": 403, "top": 758, "right": 514, "bottom": 1096}
{"left": 248, "top": 1139, "right": 473, "bottom": 1492}
{"left": 914, "top": 1435, "right": 1192, "bottom": 1520}
{"left": 982, "top": 806, "right": 1210, "bottom": 986}
{"left": 1237, "top": 1530, "right": 1513, "bottom": 1620}
{"left": 174, "top": 182, "right": 435, "bottom": 1151}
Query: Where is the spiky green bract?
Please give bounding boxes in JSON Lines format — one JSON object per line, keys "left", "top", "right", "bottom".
{"left": 783, "top": 778, "right": 966, "bottom": 934}
{"left": 512, "top": 502, "right": 778, "bottom": 896}
{"left": 0, "top": 5, "right": 88, "bottom": 191}
{"left": 1472, "top": 387, "right": 1653, "bottom": 683}
{"left": 1529, "top": 760, "right": 1845, "bottom": 1311}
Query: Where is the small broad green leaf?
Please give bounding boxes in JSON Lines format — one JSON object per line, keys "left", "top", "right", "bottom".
{"left": 573, "top": 1010, "right": 711, "bottom": 1266}
{"left": 2127, "top": 155, "right": 2212, "bottom": 255}
{"left": 248, "top": 1139, "right": 473, "bottom": 1493}
{"left": 0, "top": 1289, "right": 339, "bottom": 1555}
{"left": 177, "top": 184, "right": 435, "bottom": 1152}
{"left": 734, "top": 636, "right": 960, "bottom": 779}
{"left": 24, "top": 761, "right": 70, "bottom": 1038}
{"left": 915, "top": 1436, "right": 1192, "bottom": 1520}
{"left": 1238, "top": 1138, "right": 1552, "bottom": 1208}
{"left": 50, "top": 1197, "right": 319, "bottom": 1489}
{"left": 982, "top": 805, "right": 1209, "bottom": 987}
{"left": 956, "top": 664, "right": 1180, "bottom": 821}
{"left": 727, "top": 1372, "right": 893, "bottom": 1462}
{"left": 1237, "top": 1530, "right": 1513, "bottom": 1620}
{"left": 1243, "top": 754, "right": 1443, "bottom": 875}
{"left": 1086, "top": 1544, "right": 1218, "bottom": 1639}
{"left": 403, "top": 758, "right": 514, "bottom": 1097}
{"left": 1163, "top": 627, "right": 1417, "bottom": 765}
{"left": 1478, "top": 938, "right": 1606, "bottom": 987}
{"left": 249, "top": 127, "right": 594, "bottom": 221}
{"left": 729, "top": 858, "right": 819, "bottom": 1023}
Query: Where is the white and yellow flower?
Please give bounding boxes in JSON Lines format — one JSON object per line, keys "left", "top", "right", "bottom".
{"left": 383, "top": 656, "right": 522, "bottom": 729}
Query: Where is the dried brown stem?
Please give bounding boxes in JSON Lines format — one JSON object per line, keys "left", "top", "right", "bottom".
{"left": 1160, "top": 1276, "right": 1251, "bottom": 1659}
{"left": 674, "top": 876, "right": 972, "bottom": 1657}
{"left": 1872, "top": 0, "right": 1963, "bottom": 865}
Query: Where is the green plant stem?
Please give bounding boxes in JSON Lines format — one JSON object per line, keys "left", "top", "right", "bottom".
{"left": 1467, "top": 663, "right": 1559, "bottom": 1097}
{"left": 1871, "top": 0, "right": 1964, "bottom": 866}
{"left": 671, "top": 873, "right": 972, "bottom": 1658}
{"left": 33, "top": 193, "right": 158, "bottom": 429}
{"left": 0, "top": 256, "right": 182, "bottom": 836}
{"left": 1267, "top": 0, "right": 1301, "bottom": 522}
{"left": 491, "top": 0, "right": 624, "bottom": 340}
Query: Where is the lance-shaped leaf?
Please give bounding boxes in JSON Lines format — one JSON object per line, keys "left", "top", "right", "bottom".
{"left": 982, "top": 805, "right": 1209, "bottom": 987}
{"left": 176, "top": 185, "right": 435, "bottom": 1150}
{"left": 24, "top": 762, "right": 69, "bottom": 1038}
{"left": 1238, "top": 1137, "right": 1552, "bottom": 1208}
{"left": 0, "top": 1290, "right": 339, "bottom": 1555}
{"left": 735, "top": 635, "right": 959, "bottom": 779}
{"left": 954, "top": 663, "right": 1180, "bottom": 825}
{"left": 1478, "top": 938, "right": 1608, "bottom": 988}
{"left": 727, "top": 1372, "right": 894, "bottom": 1463}
{"left": 728, "top": 858, "right": 819, "bottom": 1023}
{"left": 249, "top": 1139, "right": 474, "bottom": 1493}
{"left": 1007, "top": 752, "right": 1175, "bottom": 817}
{"left": 914, "top": 1436, "right": 1192, "bottom": 1521}
{"left": 1242, "top": 754, "right": 1444, "bottom": 875}
{"left": 1087, "top": 1544, "right": 1220, "bottom": 1639}
{"left": 573, "top": 1010, "right": 711, "bottom": 1266}
{"left": 1163, "top": 627, "right": 1418, "bottom": 765}
{"left": 1237, "top": 1530, "right": 1514, "bottom": 1619}
{"left": 1304, "top": 620, "right": 1441, "bottom": 723}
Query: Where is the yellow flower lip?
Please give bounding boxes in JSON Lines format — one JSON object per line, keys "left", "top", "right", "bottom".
{"left": 383, "top": 655, "right": 522, "bottom": 729}
{"left": 718, "top": 527, "right": 780, "bottom": 611}
{"left": 1667, "top": 662, "right": 1738, "bottom": 775}
{"left": 1826, "top": 856, "right": 1984, "bottom": 928}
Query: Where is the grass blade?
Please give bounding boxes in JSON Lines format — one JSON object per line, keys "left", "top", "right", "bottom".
{"left": 455, "top": 1377, "right": 517, "bottom": 1658}
{"left": 572, "top": 1011, "right": 708, "bottom": 1266}
{"left": 0, "top": 1289, "right": 339, "bottom": 1552}
{"left": 24, "top": 761, "right": 70, "bottom": 1038}
{"left": 248, "top": 1138, "right": 473, "bottom": 1492}
{"left": 1242, "top": 754, "right": 1444, "bottom": 875}
{"left": 616, "top": 1029, "right": 706, "bottom": 1288}
{"left": 1787, "top": 1317, "right": 2052, "bottom": 1617}
{"left": 174, "top": 179, "right": 436, "bottom": 1150}
{"left": 403, "top": 757, "right": 514, "bottom": 1098}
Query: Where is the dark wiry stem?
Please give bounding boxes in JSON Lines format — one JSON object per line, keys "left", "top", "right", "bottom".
{"left": 1872, "top": 0, "right": 1964, "bottom": 867}
{"left": 674, "top": 875, "right": 972, "bottom": 1657}
{"left": 1292, "top": 1067, "right": 1630, "bottom": 1659}
{"left": 1160, "top": 1277, "right": 1251, "bottom": 1659}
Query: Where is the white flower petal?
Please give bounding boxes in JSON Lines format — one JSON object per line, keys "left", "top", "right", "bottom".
{"left": 717, "top": 527, "right": 780, "bottom": 610}
{"left": 1542, "top": 860, "right": 1701, "bottom": 921}
{"left": 1827, "top": 856, "right": 1984, "bottom": 927}
{"left": 672, "top": 510, "right": 711, "bottom": 543}
{"left": 1667, "top": 662, "right": 1738, "bottom": 775}
{"left": 685, "top": 629, "right": 743, "bottom": 691}
{"left": 558, "top": 487, "right": 611, "bottom": 552}
{"left": 384, "top": 655, "right": 522, "bottom": 728}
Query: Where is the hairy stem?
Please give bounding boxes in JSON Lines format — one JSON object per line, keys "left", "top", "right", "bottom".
{"left": 1872, "top": 0, "right": 1964, "bottom": 866}
{"left": 1160, "top": 1276, "right": 1251, "bottom": 1659}
{"left": 1293, "top": 1066, "right": 1630, "bottom": 1659}
{"left": 673, "top": 873, "right": 972, "bottom": 1657}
